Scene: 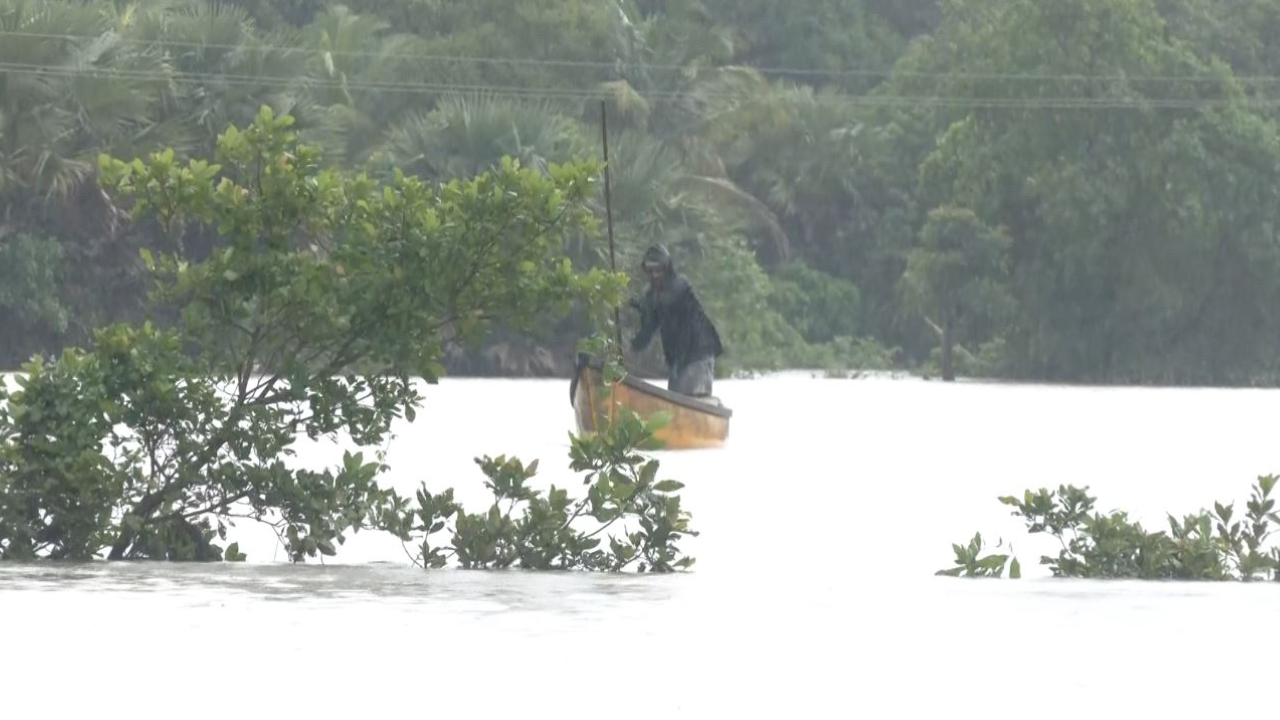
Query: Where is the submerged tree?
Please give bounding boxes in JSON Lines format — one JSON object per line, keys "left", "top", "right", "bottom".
{"left": 0, "top": 107, "right": 649, "bottom": 564}
{"left": 900, "top": 206, "right": 1010, "bottom": 381}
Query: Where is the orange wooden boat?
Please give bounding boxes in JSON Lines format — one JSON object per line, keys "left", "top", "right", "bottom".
{"left": 570, "top": 355, "right": 732, "bottom": 450}
{"left": 574, "top": 107, "right": 731, "bottom": 450}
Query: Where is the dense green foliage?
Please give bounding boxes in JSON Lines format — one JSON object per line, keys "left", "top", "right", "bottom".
{"left": 7, "top": 0, "right": 1280, "bottom": 384}
{"left": 901, "top": 207, "right": 1011, "bottom": 380}
{"left": 939, "top": 475, "right": 1280, "bottom": 581}
{"left": 0, "top": 109, "right": 695, "bottom": 570}
{"left": 393, "top": 409, "right": 696, "bottom": 572}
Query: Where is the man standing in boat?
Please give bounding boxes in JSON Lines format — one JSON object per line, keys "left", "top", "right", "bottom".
{"left": 629, "top": 244, "right": 724, "bottom": 400}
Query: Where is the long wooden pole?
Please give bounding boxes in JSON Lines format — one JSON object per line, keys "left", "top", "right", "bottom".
{"left": 600, "top": 101, "right": 624, "bottom": 359}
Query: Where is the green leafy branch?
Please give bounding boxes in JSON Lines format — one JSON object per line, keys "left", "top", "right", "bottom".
{"left": 935, "top": 532, "right": 1021, "bottom": 578}
{"left": 385, "top": 409, "right": 696, "bottom": 573}
{"left": 939, "top": 476, "right": 1280, "bottom": 581}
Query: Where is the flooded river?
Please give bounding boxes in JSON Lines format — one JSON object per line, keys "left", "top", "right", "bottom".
{"left": 3, "top": 374, "right": 1278, "bottom": 717}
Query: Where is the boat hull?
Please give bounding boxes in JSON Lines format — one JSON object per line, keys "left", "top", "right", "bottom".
{"left": 571, "top": 361, "right": 732, "bottom": 450}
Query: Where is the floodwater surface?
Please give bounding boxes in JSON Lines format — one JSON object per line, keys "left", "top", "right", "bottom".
{"left": 3, "top": 375, "right": 1278, "bottom": 718}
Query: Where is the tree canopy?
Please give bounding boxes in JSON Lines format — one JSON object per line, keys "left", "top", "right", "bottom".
{"left": 5, "top": 0, "right": 1280, "bottom": 385}
{"left": 1, "top": 107, "right": 696, "bottom": 570}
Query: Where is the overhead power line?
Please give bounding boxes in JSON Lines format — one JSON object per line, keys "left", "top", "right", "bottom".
{"left": 0, "top": 61, "right": 1273, "bottom": 111}
{"left": 3, "top": 29, "right": 1280, "bottom": 85}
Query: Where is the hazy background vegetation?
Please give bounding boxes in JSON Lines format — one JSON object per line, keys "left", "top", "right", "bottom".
{"left": 5, "top": 0, "right": 1280, "bottom": 385}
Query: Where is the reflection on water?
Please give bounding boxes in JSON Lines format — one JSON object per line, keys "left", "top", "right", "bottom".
{"left": 3, "top": 375, "right": 1280, "bottom": 718}
{"left": 0, "top": 560, "right": 676, "bottom": 610}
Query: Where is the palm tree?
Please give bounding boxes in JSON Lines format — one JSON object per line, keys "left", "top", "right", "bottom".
{"left": 709, "top": 82, "right": 865, "bottom": 269}
{"left": 0, "top": 0, "right": 161, "bottom": 204}
{"left": 129, "top": 0, "right": 314, "bottom": 156}
{"left": 298, "top": 7, "right": 441, "bottom": 166}
{"left": 380, "top": 93, "right": 590, "bottom": 181}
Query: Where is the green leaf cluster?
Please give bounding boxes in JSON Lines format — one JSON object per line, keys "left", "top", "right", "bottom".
{"left": 939, "top": 475, "right": 1280, "bottom": 581}
{"left": 377, "top": 408, "right": 697, "bottom": 573}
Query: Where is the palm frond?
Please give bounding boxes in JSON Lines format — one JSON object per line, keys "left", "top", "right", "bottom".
{"left": 684, "top": 174, "right": 791, "bottom": 263}
{"left": 598, "top": 79, "right": 651, "bottom": 128}
{"left": 382, "top": 94, "right": 588, "bottom": 181}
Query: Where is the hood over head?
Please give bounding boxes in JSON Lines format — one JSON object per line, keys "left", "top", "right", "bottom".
{"left": 641, "top": 244, "right": 674, "bottom": 274}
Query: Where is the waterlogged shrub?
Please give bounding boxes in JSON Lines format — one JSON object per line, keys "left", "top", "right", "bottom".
{"left": 389, "top": 410, "right": 696, "bottom": 573}
{"left": 0, "top": 110, "right": 702, "bottom": 572}
{"left": 936, "top": 532, "right": 1021, "bottom": 579}
{"left": 938, "top": 476, "right": 1280, "bottom": 581}
{"left": 0, "top": 346, "right": 696, "bottom": 572}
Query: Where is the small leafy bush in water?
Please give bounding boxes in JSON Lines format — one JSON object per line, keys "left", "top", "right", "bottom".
{"left": 936, "top": 532, "right": 1021, "bottom": 578}
{"left": 938, "top": 476, "right": 1280, "bottom": 581}
{"left": 388, "top": 409, "right": 696, "bottom": 573}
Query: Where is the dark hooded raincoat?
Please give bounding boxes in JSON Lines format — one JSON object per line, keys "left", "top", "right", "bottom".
{"left": 629, "top": 245, "right": 723, "bottom": 395}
